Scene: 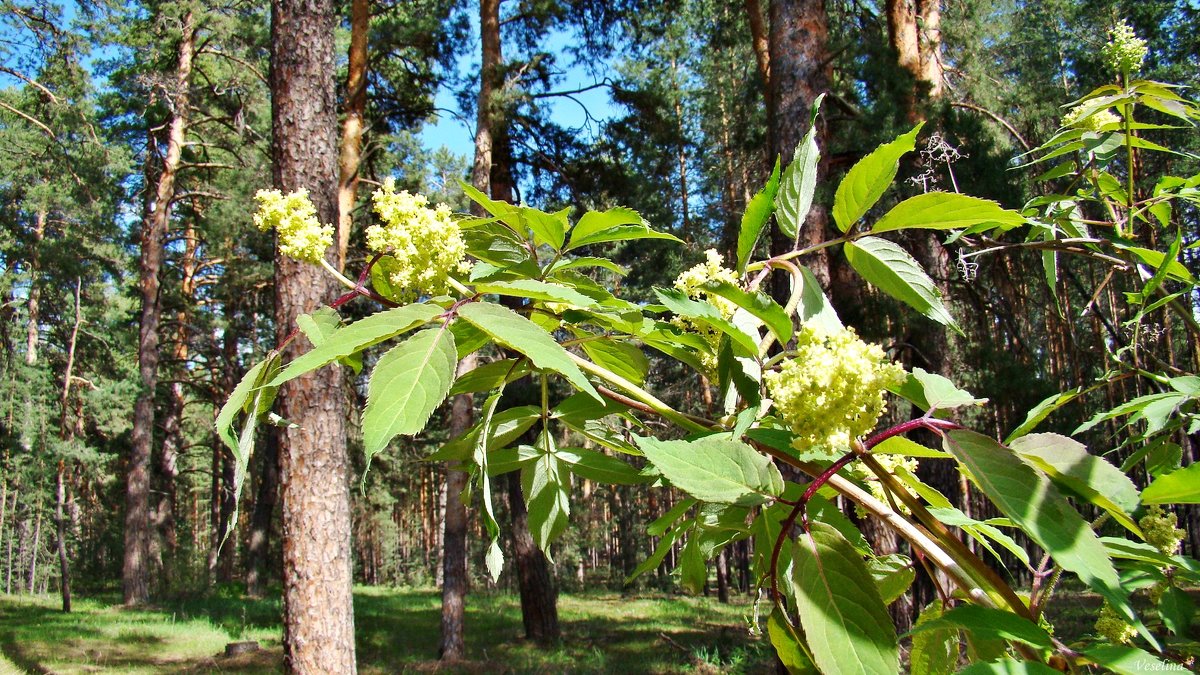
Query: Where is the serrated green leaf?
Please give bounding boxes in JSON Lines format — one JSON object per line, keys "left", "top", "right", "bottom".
{"left": 637, "top": 436, "right": 783, "bottom": 506}
{"left": 271, "top": 303, "right": 440, "bottom": 386}
{"left": 580, "top": 338, "right": 649, "bottom": 386}
{"left": 679, "top": 536, "right": 707, "bottom": 594}
{"left": 463, "top": 222, "right": 539, "bottom": 270}
{"left": 458, "top": 302, "right": 601, "bottom": 401}
{"left": 700, "top": 281, "right": 793, "bottom": 346}
{"left": 796, "top": 265, "right": 843, "bottom": 333}
{"left": 1142, "top": 462, "right": 1200, "bottom": 504}
{"left": 1006, "top": 387, "right": 1082, "bottom": 443}
{"left": 909, "top": 602, "right": 957, "bottom": 675}
{"left": 449, "top": 358, "right": 531, "bottom": 396}
{"left": 874, "top": 436, "right": 950, "bottom": 459}
{"left": 546, "top": 256, "right": 628, "bottom": 276}
{"left": 890, "top": 368, "right": 987, "bottom": 413}
{"left": 522, "top": 441, "right": 570, "bottom": 554}
{"left": 905, "top": 604, "right": 1052, "bottom": 650}
{"left": 475, "top": 389, "right": 505, "bottom": 581}
{"left": 474, "top": 278, "right": 597, "bottom": 309}
{"left": 626, "top": 526, "right": 682, "bottom": 583}
{"left": 1160, "top": 585, "right": 1195, "bottom": 636}
{"left": 1082, "top": 645, "right": 1179, "bottom": 675}
{"left": 845, "top": 236, "right": 959, "bottom": 331}
{"left": 867, "top": 554, "right": 915, "bottom": 605}
{"left": 955, "top": 658, "right": 1062, "bottom": 674}
{"left": 738, "top": 157, "right": 782, "bottom": 272}
{"left": 296, "top": 306, "right": 341, "bottom": 346}
{"left": 768, "top": 608, "right": 818, "bottom": 674}
{"left": 567, "top": 206, "right": 681, "bottom": 249}
{"left": 942, "top": 430, "right": 1136, "bottom": 627}
{"left": 833, "top": 123, "right": 923, "bottom": 232}
{"left": 1010, "top": 433, "right": 1141, "bottom": 531}
{"left": 362, "top": 327, "right": 457, "bottom": 465}
{"left": 777, "top": 121, "right": 821, "bottom": 240}
{"left": 557, "top": 447, "right": 649, "bottom": 485}
{"left": 654, "top": 288, "right": 759, "bottom": 357}
{"left": 926, "top": 506, "right": 1030, "bottom": 567}
{"left": 872, "top": 193, "right": 1025, "bottom": 233}
{"left": 791, "top": 521, "right": 899, "bottom": 675}
{"left": 427, "top": 405, "right": 540, "bottom": 462}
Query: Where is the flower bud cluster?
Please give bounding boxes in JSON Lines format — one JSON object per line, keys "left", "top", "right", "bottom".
{"left": 1061, "top": 105, "right": 1121, "bottom": 132}
{"left": 765, "top": 325, "right": 905, "bottom": 452}
{"left": 366, "top": 178, "right": 470, "bottom": 302}
{"left": 253, "top": 189, "right": 334, "bottom": 264}
{"left": 1094, "top": 602, "right": 1136, "bottom": 644}
{"left": 1102, "top": 20, "right": 1148, "bottom": 75}
{"left": 1139, "top": 505, "right": 1185, "bottom": 556}
{"left": 672, "top": 249, "right": 740, "bottom": 373}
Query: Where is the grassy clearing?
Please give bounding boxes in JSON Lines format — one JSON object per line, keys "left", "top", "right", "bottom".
{"left": 0, "top": 588, "right": 769, "bottom": 674}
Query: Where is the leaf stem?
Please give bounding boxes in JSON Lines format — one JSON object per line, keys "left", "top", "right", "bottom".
{"left": 567, "top": 352, "right": 712, "bottom": 433}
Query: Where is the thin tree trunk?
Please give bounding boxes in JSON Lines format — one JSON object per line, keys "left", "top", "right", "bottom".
{"left": 887, "top": 0, "right": 943, "bottom": 123}
{"left": 4, "top": 485, "right": 17, "bottom": 594}
{"left": 270, "top": 0, "right": 357, "bottom": 670}
{"left": 55, "top": 462, "right": 70, "bottom": 612}
{"left": 507, "top": 472, "right": 560, "bottom": 644}
{"left": 125, "top": 9, "right": 195, "bottom": 607}
{"left": 245, "top": 430, "right": 280, "bottom": 597}
{"left": 59, "top": 279, "right": 82, "bottom": 436}
{"left": 25, "top": 211, "right": 44, "bottom": 368}
{"left": 439, "top": 357, "right": 475, "bottom": 661}
{"left": 26, "top": 507, "right": 41, "bottom": 594}
{"left": 335, "top": 0, "right": 369, "bottom": 270}
{"left": 715, "top": 548, "right": 730, "bottom": 603}
{"left": 744, "top": 0, "right": 770, "bottom": 87}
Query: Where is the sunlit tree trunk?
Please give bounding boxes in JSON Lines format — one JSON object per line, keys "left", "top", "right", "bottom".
{"left": 270, "top": 0, "right": 357, "bottom": 670}
{"left": 126, "top": 9, "right": 195, "bottom": 607}
{"left": 335, "top": 0, "right": 369, "bottom": 270}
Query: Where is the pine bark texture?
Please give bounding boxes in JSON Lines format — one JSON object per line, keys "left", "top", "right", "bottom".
{"left": 767, "top": 0, "right": 832, "bottom": 297}
{"left": 887, "top": 0, "right": 942, "bottom": 122}
{"left": 507, "top": 472, "right": 560, "bottom": 644}
{"left": 270, "top": 0, "right": 357, "bottom": 671}
{"left": 125, "top": 9, "right": 195, "bottom": 606}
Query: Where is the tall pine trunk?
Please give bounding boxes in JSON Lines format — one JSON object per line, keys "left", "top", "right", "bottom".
{"left": 335, "top": 0, "right": 369, "bottom": 271}
{"left": 270, "top": 0, "right": 357, "bottom": 671}
{"left": 125, "top": 9, "right": 195, "bottom": 606}
{"left": 439, "top": 357, "right": 475, "bottom": 660}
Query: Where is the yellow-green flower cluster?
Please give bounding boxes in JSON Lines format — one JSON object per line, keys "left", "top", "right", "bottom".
{"left": 253, "top": 189, "right": 334, "bottom": 264}
{"left": 1061, "top": 105, "right": 1121, "bottom": 132}
{"left": 672, "top": 249, "right": 740, "bottom": 373}
{"left": 765, "top": 325, "right": 905, "bottom": 452}
{"left": 366, "top": 178, "right": 469, "bottom": 302}
{"left": 1102, "top": 20, "right": 1148, "bottom": 75}
{"left": 1094, "top": 603, "right": 1136, "bottom": 645}
{"left": 1139, "top": 505, "right": 1185, "bottom": 556}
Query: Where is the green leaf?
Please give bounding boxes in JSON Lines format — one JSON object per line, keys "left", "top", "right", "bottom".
{"left": 626, "top": 526, "right": 682, "bottom": 583}
{"left": 796, "top": 265, "right": 843, "bottom": 333}
{"left": 905, "top": 604, "right": 1052, "bottom": 650}
{"left": 270, "top": 303, "right": 441, "bottom": 386}
{"left": 580, "top": 338, "right": 650, "bottom": 386}
{"left": 833, "top": 122, "right": 923, "bottom": 232}
{"left": 679, "top": 536, "right": 707, "bottom": 594}
{"left": 768, "top": 607, "right": 818, "bottom": 674}
{"left": 557, "top": 447, "right": 649, "bottom": 485}
{"left": 654, "top": 288, "right": 759, "bottom": 357}
{"left": 942, "top": 430, "right": 1136, "bottom": 626}
{"left": 1005, "top": 387, "right": 1083, "bottom": 443}
{"left": 1010, "top": 433, "right": 1141, "bottom": 530}
{"left": 700, "top": 281, "right": 793, "bottom": 346}
{"left": 361, "top": 327, "right": 457, "bottom": 465}
{"left": 844, "top": 236, "right": 958, "bottom": 330}
{"left": 463, "top": 222, "right": 538, "bottom": 270}
{"left": 648, "top": 498, "right": 697, "bottom": 537}
{"left": 475, "top": 389, "right": 506, "bottom": 581}
{"left": 546, "top": 256, "right": 628, "bottom": 276}
{"left": 925, "top": 506, "right": 1030, "bottom": 567}
{"left": 1142, "top": 462, "right": 1200, "bottom": 504}
{"left": 1160, "top": 585, "right": 1195, "bottom": 636}
{"left": 1082, "top": 645, "right": 1180, "bottom": 675}
{"left": 791, "top": 521, "right": 899, "bottom": 675}
{"left": 567, "top": 206, "right": 681, "bottom": 250}
{"left": 296, "top": 306, "right": 341, "bottom": 346}
{"left": 890, "top": 368, "right": 987, "bottom": 413}
{"left": 872, "top": 193, "right": 1025, "bottom": 233}
{"left": 458, "top": 302, "right": 601, "bottom": 401}
{"left": 636, "top": 436, "right": 783, "bottom": 506}
{"left": 738, "top": 157, "right": 782, "bottom": 273}
{"left": 909, "top": 602, "right": 957, "bottom": 675}
{"left": 776, "top": 118, "right": 822, "bottom": 241}
{"left": 874, "top": 436, "right": 950, "bottom": 459}
{"left": 474, "top": 279, "right": 596, "bottom": 309}
{"left": 216, "top": 357, "right": 277, "bottom": 459}
{"left": 868, "top": 554, "right": 915, "bottom": 605}
{"left": 955, "top": 659, "right": 1062, "bottom": 674}
{"left": 522, "top": 441, "right": 571, "bottom": 554}
{"left": 449, "top": 358, "right": 531, "bottom": 396}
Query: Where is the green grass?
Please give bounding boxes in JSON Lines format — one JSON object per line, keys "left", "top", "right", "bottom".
{"left": 0, "top": 588, "right": 769, "bottom": 674}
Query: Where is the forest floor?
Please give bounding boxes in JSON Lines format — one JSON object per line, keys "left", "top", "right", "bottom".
{"left": 0, "top": 587, "right": 770, "bottom": 674}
